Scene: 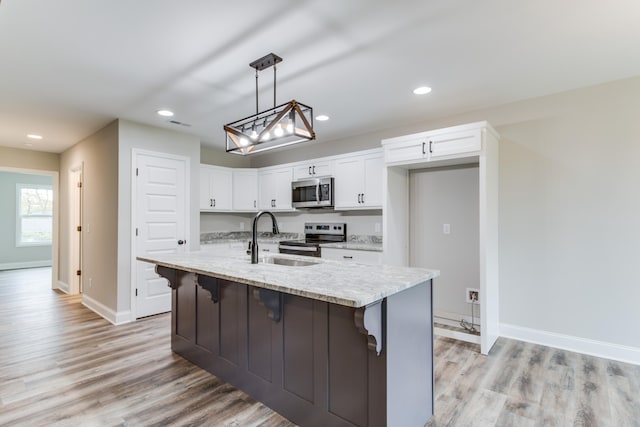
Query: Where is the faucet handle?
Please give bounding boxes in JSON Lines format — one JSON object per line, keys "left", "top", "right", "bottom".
{"left": 246, "top": 241, "right": 253, "bottom": 255}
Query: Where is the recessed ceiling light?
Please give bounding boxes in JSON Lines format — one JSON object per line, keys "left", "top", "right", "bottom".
{"left": 157, "top": 109, "right": 174, "bottom": 117}
{"left": 413, "top": 86, "right": 432, "bottom": 95}
{"left": 315, "top": 115, "right": 330, "bottom": 121}
{"left": 27, "top": 134, "right": 43, "bottom": 140}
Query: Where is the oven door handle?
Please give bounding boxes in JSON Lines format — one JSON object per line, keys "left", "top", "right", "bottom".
{"left": 279, "top": 245, "right": 318, "bottom": 252}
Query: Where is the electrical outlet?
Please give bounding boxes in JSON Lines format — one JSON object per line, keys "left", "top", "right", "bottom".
{"left": 443, "top": 223, "right": 451, "bottom": 234}
{"left": 465, "top": 288, "right": 479, "bottom": 304}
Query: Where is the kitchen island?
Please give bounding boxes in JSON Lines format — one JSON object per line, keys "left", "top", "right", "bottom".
{"left": 137, "top": 251, "right": 439, "bottom": 427}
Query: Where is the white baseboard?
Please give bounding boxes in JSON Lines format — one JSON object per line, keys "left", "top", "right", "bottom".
{"left": 500, "top": 323, "right": 640, "bottom": 366}
{"left": 434, "top": 326, "right": 481, "bottom": 345}
{"left": 0, "top": 260, "right": 52, "bottom": 271}
{"left": 82, "top": 294, "right": 133, "bottom": 326}
{"left": 56, "top": 280, "right": 70, "bottom": 294}
{"left": 435, "top": 308, "right": 481, "bottom": 328}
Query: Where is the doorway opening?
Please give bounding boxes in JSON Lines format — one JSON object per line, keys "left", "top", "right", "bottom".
{"left": 0, "top": 167, "right": 59, "bottom": 289}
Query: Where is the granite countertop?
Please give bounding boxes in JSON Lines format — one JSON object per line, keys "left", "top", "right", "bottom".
{"left": 138, "top": 252, "right": 438, "bottom": 308}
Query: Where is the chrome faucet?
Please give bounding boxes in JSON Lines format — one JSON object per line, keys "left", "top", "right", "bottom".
{"left": 249, "top": 211, "right": 280, "bottom": 264}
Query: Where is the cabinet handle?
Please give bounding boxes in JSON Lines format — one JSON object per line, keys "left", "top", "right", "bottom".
{"left": 213, "top": 199, "right": 216, "bottom": 207}
{"left": 271, "top": 199, "right": 275, "bottom": 208}
{"left": 309, "top": 166, "right": 312, "bottom": 175}
{"left": 429, "top": 140, "right": 433, "bottom": 153}
{"left": 210, "top": 198, "right": 213, "bottom": 207}
{"left": 312, "top": 165, "right": 316, "bottom": 175}
{"left": 254, "top": 200, "right": 256, "bottom": 208}
{"left": 361, "top": 193, "right": 365, "bottom": 204}
{"left": 343, "top": 255, "right": 353, "bottom": 259}
{"left": 422, "top": 141, "right": 426, "bottom": 155}
{"left": 178, "top": 239, "right": 186, "bottom": 245}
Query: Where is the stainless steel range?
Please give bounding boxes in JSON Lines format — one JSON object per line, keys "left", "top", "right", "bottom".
{"left": 278, "top": 222, "right": 346, "bottom": 257}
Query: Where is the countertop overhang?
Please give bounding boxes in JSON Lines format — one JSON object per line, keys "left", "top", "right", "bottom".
{"left": 137, "top": 251, "right": 439, "bottom": 308}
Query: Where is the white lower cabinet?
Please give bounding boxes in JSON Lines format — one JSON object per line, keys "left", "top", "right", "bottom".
{"left": 321, "top": 247, "right": 382, "bottom": 264}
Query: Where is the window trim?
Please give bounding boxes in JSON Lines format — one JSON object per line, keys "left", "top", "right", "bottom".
{"left": 16, "top": 183, "right": 53, "bottom": 247}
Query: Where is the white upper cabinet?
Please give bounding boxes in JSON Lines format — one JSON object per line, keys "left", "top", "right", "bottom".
{"left": 232, "top": 169, "right": 258, "bottom": 212}
{"left": 382, "top": 122, "right": 483, "bottom": 166}
{"left": 258, "top": 166, "right": 293, "bottom": 211}
{"left": 334, "top": 150, "right": 383, "bottom": 210}
{"left": 200, "top": 165, "right": 232, "bottom": 211}
{"left": 292, "top": 160, "right": 333, "bottom": 180}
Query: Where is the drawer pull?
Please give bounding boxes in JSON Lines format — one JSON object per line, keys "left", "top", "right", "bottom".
{"left": 343, "top": 255, "right": 353, "bottom": 259}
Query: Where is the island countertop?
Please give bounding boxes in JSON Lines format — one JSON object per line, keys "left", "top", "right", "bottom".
{"left": 137, "top": 251, "right": 439, "bottom": 308}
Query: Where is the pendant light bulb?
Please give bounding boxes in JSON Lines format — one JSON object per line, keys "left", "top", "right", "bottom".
{"left": 274, "top": 124, "right": 284, "bottom": 137}
{"left": 262, "top": 132, "right": 270, "bottom": 141}
{"left": 239, "top": 137, "right": 249, "bottom": 146}
{"left": 250, "top": 129, "right": 258, "bottom": 140}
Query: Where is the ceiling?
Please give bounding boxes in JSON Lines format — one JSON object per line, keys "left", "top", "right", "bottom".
{"left": 1, "top": 0, "right": 640, "bottom": 154}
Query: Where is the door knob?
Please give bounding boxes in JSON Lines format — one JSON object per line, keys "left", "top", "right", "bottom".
{"left": 178, "top": 240, "right": 186, "bottom": 245}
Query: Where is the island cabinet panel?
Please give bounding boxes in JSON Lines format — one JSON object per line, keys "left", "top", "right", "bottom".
{"left": 282, "top": 295, "right": 316, "bottom": 403}
{"left": 219, "top": 281, "right": 243, "bottom": 367}
{"left": 167, "top": 268, "right": 432, "bottom": 427}
{"left": 195, "top": 285, "right": 217, "bottom": 353}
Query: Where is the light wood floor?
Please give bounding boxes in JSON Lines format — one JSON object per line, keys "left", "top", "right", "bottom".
{"left": 1, "top": 268, "right": 639, "bottom": 426}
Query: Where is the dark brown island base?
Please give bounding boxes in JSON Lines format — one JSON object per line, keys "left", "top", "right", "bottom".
{"left": 141, "top": 252, "right": 438, "bottom": 427}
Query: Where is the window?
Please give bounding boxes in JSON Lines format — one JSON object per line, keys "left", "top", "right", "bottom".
{"left": 17, "top": 184, "right": 53, "bottom": 246}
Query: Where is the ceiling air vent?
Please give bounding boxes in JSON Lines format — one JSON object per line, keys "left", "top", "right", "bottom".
{"left": 168, "top": 120, "right": 191, "bottom": 127}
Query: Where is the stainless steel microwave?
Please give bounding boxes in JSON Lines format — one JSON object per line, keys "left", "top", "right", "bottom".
{"left": 291, "top": 177, "right": 334, "bottom": 208}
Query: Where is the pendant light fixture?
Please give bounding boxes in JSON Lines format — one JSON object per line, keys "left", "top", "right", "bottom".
{"left": 224, "top": 53, "right": 315, "bottom": 155}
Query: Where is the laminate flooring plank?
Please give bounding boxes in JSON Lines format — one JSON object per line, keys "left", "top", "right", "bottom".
{"left": 2, "top": 268, "right": 640, "bottom": 427}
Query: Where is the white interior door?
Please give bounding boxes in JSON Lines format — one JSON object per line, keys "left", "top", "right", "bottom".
{"left": 134, "top": 152, "right": 187, "bottom": 318}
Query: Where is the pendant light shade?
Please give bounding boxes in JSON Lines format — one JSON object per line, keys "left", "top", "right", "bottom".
{"left": 224, "top": 53, "right": 316, "bottom": 155}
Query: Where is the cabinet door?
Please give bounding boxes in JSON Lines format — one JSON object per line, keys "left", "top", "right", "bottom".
{"left": 199, "top": 167, "right": 212, "bottom": 210}
{"left": 232, "top": 169, "right": 258, "bottom": 211}
{"left": 383, "top": 138, "right": 427, "bottom": 164}
{"left": 209, "top": 167, "right": 232, "bottom": 210}
{"left": 322, "top": 248, "right": 382, "bottom": 264}
{"left": 273, "top": 167, "right": 293, "bottom": 210}
{"left": 292, "top": 161, "right": 333, "bottom": 180}
{"left": 362, "top": 153, "right": 383, "bottom": 208}
{"left": 258, "top": 170, "right": 277, "bottom": 210}
{"left": 334, "top": 157, "right": 364, "bottom": 209}
{"left": 428, "top": 128, "right": 481, "bottom": 159}
{"left": 200, "top": 165, "right": 232, "bottom": 211}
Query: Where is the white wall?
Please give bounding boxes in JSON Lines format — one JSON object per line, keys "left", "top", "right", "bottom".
{"left": 117, "top": 120, "right": 200, "bottom": 316}
{"left": 409, "top": 165, "right": 479, "bottom": 320}
{"left": 247, "top": 75, "right": 640, "bottom": 356}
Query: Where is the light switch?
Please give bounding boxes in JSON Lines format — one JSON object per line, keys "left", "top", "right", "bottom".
{"left": 443, "top": 223, "right": 450, "bottom": 234}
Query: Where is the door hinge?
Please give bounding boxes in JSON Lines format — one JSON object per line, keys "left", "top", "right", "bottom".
{"left": 135, "top": 288, "right": 138, "bottom": 297}
{"left": 77, "top": 181, "right": 82, "bottom": 188}
{"left": 76, "top": 270, "right": 81, "bottom": 276}
{"left": 77, "top": 225, "right": 82, "bottom": 232}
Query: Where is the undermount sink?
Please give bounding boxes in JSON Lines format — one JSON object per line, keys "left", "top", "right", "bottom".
{"left": 258, "top": 256, "right": 319, "bottom": 267}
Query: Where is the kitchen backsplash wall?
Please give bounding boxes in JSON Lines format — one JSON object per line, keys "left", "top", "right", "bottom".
{"left": 201, "top": 210, "right": 382, "bottom": 239}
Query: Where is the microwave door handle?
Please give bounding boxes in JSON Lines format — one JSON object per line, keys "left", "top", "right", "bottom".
{"left": 315, "top": 182, "right": 320, "bottom": 203}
